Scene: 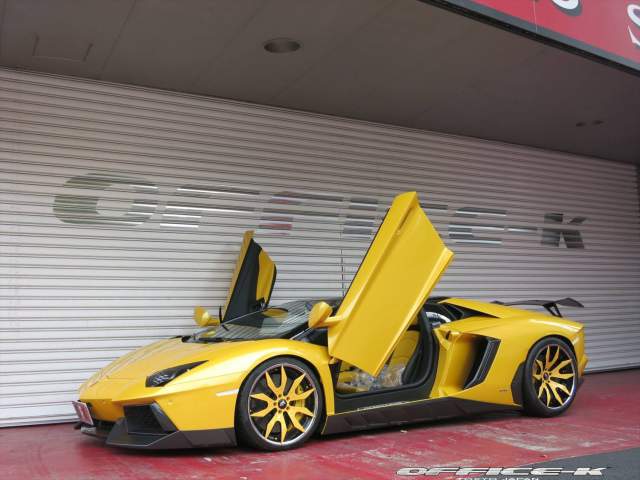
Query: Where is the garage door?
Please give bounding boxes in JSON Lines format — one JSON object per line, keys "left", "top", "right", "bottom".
{"left": 1, "top": 68, "right": 639, "bottom": 426}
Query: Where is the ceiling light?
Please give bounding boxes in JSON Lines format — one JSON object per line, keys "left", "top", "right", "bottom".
{"left": 263, "top": 38, "right": 301, "bottom": 54}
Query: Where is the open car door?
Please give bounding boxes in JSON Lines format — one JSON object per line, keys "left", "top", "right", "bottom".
{"left": 222, "top": 230, "right": 276, "bottom": 322}
{"left": 320, "top": 191, "right": 453, "bottom": 376}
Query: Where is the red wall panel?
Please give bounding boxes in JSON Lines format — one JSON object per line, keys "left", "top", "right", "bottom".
{"left": 432, "top": 0, "right": 640, "bottom": 72}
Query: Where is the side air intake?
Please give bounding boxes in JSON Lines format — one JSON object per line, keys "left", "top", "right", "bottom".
{"left": 463, "top": 337, "right": 500, "bottom": 390}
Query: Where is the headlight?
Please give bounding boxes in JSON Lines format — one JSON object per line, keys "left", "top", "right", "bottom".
{"left": 145, "top": 361, "right": 207, "bottom": 387}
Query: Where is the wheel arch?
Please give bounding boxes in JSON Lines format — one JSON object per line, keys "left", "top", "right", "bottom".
{"left": 529, "top": 334, "right": 577, "bottom": 358}
{"left": 233, "top": 353, "right": 329, "bottom": 426}
{"left": 520, "top": 334, "right": 579, "bottom": 417}
{"left": 512, "top": 333, "right": 578, "bottom": 406}
{"left": 233, "top": 353, "right": 330, "bottom": 449}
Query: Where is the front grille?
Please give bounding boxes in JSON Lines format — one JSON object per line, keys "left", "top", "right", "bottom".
{"left": 124, "top": 405, "right": 164, "bottom": 435}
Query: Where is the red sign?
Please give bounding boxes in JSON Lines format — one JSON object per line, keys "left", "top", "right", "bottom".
{"left": 428, "top": 0, "right": 640, "bottom": 72}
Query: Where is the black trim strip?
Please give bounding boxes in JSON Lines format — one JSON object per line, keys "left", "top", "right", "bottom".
{"left": 322, "top": 397, "right": 518, "bottom": 435}
{"left": 463, "top": 337, "right": 500, "bottom": 390}
{"left": 510, "top": 362, "right": 525, "bottom": 406}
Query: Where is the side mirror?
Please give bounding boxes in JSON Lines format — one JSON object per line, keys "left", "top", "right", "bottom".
{"left": 194, "top": 306, "right": 220, "bottom": 327}
{"left": 308, "top": 301, "right": 333, "bottom": 329}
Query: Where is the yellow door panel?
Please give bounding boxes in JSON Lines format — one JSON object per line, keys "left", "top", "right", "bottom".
{"left": 323, "top": 191, "right": 453, "bottom": 376}
{"left": 256, "top": 249, "right": 276, "bottom": 304}
{"left": 222, "top": 230, "right": 276, "bottom": 321}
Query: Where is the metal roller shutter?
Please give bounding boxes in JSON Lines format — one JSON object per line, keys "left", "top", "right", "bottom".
{"left": 1, "top": 68, "right": 638, "bottom": 426}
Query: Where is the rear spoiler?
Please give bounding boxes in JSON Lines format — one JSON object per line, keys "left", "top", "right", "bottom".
{"left": 492, "top": 297, "right": 583, "bottom": 318}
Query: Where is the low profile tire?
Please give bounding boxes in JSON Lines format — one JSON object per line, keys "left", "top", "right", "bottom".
{"left": 236, "top": 357, "right": 323, "bottom": 451}
{"left": 522, "top": 337, "right": 578, "bottom": 417}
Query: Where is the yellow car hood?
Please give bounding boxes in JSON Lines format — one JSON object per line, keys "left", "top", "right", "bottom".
{"left": 98, "top": 337, "right": 238, "bottom": 380}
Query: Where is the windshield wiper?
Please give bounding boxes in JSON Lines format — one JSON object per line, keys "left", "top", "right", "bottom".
{"left": 197, "top": 337, "right": 227, "bottom": 343}
{"left": 199, "top": 337, "right": 244, "bottom": 343}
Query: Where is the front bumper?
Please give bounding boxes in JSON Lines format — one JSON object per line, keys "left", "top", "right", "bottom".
{"left": 79, "top": 402, "right": 236, "bottom": 450}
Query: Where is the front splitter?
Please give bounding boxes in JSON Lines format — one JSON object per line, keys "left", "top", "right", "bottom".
{"left": 82, "top": 418, "right": 237, "bottom": 450}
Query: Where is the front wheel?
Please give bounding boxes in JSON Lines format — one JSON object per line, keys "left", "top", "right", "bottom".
{"left": 236, "top": 357, "right": 323, "bottom": 451}
{"left": 522, "top": 337, "right": 578, "bottom": 417}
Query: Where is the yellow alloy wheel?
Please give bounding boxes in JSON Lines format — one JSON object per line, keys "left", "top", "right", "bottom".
{"left": 532, "top": 343, "right": 576, "bottom": 409}
{"left": 247, "top": 362, "right": 319, "bottom": 447}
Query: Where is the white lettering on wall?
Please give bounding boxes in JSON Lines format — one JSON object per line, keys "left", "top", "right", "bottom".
{"left": 551, "top": 0, "right": 581, "bottom": 12}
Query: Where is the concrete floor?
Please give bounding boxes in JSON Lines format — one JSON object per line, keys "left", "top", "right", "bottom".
{"left": 1, "top": 369, "right": 638, "bottom": 480}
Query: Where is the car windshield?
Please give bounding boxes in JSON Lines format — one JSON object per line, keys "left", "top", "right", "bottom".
{"left": 191, "top": 300, "right": 322, "bottom": 342}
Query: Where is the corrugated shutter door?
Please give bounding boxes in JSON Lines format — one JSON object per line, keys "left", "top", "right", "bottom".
{"left": 1, "top": 68, "right": 638, "bottom": 426}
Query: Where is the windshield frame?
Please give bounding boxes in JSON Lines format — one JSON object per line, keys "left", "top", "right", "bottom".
{"left": 189, "top": 300, "right": 334, "bottom": 343}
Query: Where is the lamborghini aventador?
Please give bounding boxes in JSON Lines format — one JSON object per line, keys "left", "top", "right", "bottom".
{"left": 73, "top": 191, "right": 587, "bottom": 451}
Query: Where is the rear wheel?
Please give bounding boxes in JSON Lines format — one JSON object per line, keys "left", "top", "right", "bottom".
{"left": 236, "top": 357, "right": 323, "bottom": 451}
{"left": 523, "top": 337, "right": 578, "bottom": 417}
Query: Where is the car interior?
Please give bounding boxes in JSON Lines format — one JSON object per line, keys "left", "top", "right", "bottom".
{"left": 298, "top": 298, "right": 492, "bottom": 396}
{"left": 335, "top": 303, "right": 452, "bottom": 394}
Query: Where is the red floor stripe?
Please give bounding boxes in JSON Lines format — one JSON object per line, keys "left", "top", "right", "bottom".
{"left": 1, "top": 369, "right": 638, "bottom": 480}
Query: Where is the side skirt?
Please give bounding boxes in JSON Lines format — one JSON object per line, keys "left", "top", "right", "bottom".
{"left": 322, "top": 397, "right": 520, "bottom": 436}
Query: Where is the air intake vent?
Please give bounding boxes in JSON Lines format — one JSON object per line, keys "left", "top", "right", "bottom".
{"left": 124, "top": 405, "right": 164, "bottom": 435}
{"left": 464, "top": 337, "right": 500, "bottom": 390}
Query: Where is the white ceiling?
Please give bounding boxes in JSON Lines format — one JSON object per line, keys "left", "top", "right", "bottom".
{"left": 1, "top": 0, "right": 639, "bottom": 164}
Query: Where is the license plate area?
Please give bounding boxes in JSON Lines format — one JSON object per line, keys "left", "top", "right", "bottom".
{"left": 72, "top": 401, "right": 94, "bottom": 426}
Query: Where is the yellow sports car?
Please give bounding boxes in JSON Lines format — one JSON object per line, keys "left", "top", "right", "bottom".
{"left": 73, "top": 191, "right": 587, "bottom": 451}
